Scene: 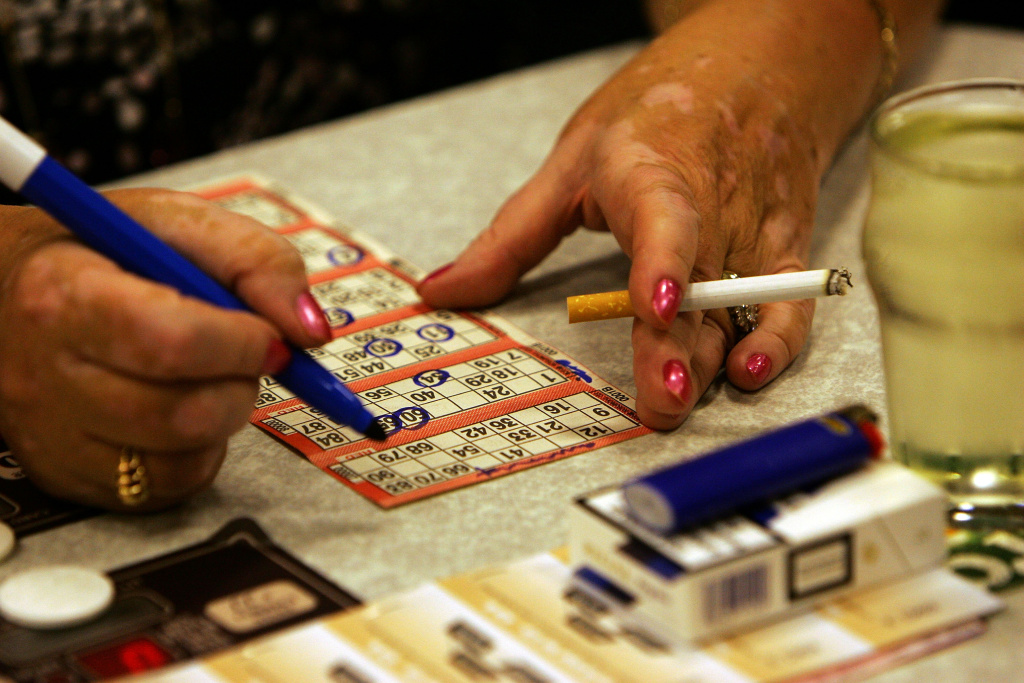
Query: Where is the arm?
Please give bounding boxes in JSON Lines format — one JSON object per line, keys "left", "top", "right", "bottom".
{"left": 419, "top": 0, "right": 944, "bottom": 429}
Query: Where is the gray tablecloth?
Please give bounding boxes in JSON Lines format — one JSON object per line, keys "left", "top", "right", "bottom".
{"left": 3, "top": 22, "right": 1022, "bottom": 682}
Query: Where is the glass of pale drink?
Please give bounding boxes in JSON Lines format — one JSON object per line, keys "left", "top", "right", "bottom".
{"left": 864, "top": 79, "right": 1024, "bottom": 529}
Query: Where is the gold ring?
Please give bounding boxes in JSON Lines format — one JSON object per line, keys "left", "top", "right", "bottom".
{"left": 117, "top": 446, "right": 150, "bottom": 506}
{"left": 722, "top": 271, "right": 759, "bottom": 338}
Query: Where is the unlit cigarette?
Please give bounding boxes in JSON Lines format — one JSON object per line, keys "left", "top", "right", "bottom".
{"left": 567, "top": 268, "right": 852, "bottom": 324}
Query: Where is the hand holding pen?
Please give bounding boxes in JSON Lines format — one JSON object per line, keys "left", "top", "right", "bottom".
{"left": 0, "top": 116, "right": 380, "bottom": 511}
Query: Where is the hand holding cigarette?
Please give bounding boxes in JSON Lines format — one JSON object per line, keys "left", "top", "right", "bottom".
{"left": 567, "top": 269, "right": 852, "bottom": 324}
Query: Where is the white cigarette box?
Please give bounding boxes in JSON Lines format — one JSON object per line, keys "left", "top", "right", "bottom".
{"left": 569, "top": 462, "right": 948, "bottom": 642}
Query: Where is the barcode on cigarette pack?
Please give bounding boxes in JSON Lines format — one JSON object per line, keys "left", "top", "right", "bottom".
{"left": 701, "top": 563, "right": 770, "bottom": 625}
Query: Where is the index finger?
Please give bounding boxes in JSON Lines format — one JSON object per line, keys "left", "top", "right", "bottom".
{"left": 106, "top": 189, "right": 325, "bottom": 348}
{"left": 417, "top": 161, "right": 579, "bottom": 309}
{"left": 18, "top": 241, "right": 282, "bottom": 380}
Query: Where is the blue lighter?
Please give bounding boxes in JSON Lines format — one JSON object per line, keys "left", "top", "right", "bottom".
{"left": 623, "top": 405, "right": 885, "bottom": 535}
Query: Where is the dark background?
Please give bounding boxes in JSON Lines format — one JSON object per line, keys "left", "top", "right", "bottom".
{"left": 944, "top": 2, "right": 1024, "bottom": 29}
{"left": 0, "top": 1, "right": 649, "bottom": 188}
{"left": 0, "top": 0, "right": 1017, "bottom": 192}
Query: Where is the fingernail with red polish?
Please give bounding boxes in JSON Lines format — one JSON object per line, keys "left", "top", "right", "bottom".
{"left": 262, "top": 339, "right": 292, "bottom": 375}
{"left": 663, "top": 359, "right": 691, "bottom": 404}
{"left": 746, "top": 353, "right": 772, "bottom": 384}
{"left": 419, "top": 262, "right": 454, "bottom": 289}
{"left": 652, "top": 278, "right": 681, "bottom": 323}
{"left": 297, "top": 292, "right": 331, "bottom": 342}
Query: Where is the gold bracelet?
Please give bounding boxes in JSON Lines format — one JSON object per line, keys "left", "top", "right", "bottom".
{"left": 864, "top": 0, "right": 899, "bottom": 108}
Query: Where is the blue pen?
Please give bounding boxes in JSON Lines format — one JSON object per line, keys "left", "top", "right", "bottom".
{"left": 0, "top": 116, "right": 385, "bottom": 441}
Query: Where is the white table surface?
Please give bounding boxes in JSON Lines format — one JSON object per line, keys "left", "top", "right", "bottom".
{"left": 3, "top": 22, "right": 1023, "bottom": 682}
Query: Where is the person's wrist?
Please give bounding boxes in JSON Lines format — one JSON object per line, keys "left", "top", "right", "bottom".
{"left": 744, "top": 0, "right": 897, "bottom": 174}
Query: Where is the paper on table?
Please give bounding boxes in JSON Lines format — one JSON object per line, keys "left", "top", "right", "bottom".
{"left": 136, "top": 552, "right": 1002, "bottom": 683}
{"left": 193, "top": 176, "right": 652, "bottom": 508}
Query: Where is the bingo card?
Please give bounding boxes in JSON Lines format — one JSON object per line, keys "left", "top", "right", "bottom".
{"left": 194, "top": 177, "right": 652, "bottom": 508}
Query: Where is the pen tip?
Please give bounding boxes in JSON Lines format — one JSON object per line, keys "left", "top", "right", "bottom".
{"left": 364, "top": 421, "right": 387, "bottom": 442}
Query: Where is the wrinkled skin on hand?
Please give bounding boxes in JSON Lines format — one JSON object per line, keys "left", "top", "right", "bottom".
{"left": 418, "top": 16, "right": 823, "bottom": 430}
{"left": 0, "top": 189, "right": 327, "bottom": 511}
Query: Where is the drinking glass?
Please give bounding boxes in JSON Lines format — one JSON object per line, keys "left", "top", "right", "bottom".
{"left": 863, "top": 79, "right": 1024, "bottom": 529}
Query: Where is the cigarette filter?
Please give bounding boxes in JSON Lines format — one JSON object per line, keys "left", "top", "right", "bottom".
{"left": 567, "top": 290, "right": 635, "bottom": 323}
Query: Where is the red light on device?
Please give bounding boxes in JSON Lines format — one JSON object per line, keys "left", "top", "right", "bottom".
{"left": 76, "top": 637, "right": 172, "bottom": 677}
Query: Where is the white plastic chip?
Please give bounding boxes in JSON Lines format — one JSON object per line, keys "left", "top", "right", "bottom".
{"left": 0, "top": 522, "right": 14, "bottom": 563}
{"left": 0, "top": 565, "right": 115, "bottom": 629}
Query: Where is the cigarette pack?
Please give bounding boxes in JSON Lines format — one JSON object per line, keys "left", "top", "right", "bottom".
{"left": 569, "top": 461, "right": 948, "bottom": 642}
